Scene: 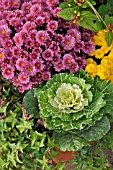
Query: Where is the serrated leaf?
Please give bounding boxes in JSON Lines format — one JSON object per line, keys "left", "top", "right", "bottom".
{"left": 79, "top": 116, "right": 110, "bottom": 141}
{"left": 53, "top": 131, "right": 89, "bottom": 151}
{"left": 23, "top": 89, "right": 39, "bottom": 117}
{"left": 105, "top": 31, "right": 113, "bottom": 47}
{"left": 57, "top": 8, "right": 75, "bottom": 20}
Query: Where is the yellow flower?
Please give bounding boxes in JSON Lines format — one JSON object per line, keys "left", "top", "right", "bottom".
{"left": 108, "top": 75, "right": 113, "bottom": 84}
{"left": 101, "top": 57, "right": 113, "bottom": 69}
{"left": 86, "top": 58, "right": 97, "bottom": 65}
{"left": 95, "top": 48, "right": 105, "bottom": 59}
{"left": 97, "top": 30, "right": 105, "bottom": 37}
{"left": 92, "top": 35, "right": 98, "bottom": 45}
{"left": 97, "top": 65, "right": 110, "bottom": 80}
{"left": 85, "top": 63, "right": 97, "bottom": 77}
{"left": 97, "top": 36, "right": 106, "bottom": 46}
{"left": 89, "top": 49, "right": 96, "bottom": 56}
{"left": 108, "top": 49, "right": 113, "bottom": 58}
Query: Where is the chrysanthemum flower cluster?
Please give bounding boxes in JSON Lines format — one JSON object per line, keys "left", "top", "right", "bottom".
{"left": 85, "top": 30, "right": 113, "bottom": 82}
{"left": 0, "top": 0, "right": 95, "bottom": 92}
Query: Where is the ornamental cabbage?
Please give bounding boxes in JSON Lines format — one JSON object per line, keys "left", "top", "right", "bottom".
{"left": 24, "top": 70, "right": 113, "bottom": 151}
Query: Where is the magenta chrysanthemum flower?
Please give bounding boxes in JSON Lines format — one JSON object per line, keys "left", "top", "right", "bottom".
{"left": 67, "top": 29, "right": 81, "bottom": 40}
{"left": 30, "top": 4, "right": 41, "bottom": 16}
{"left": 50, "top": 41, "right": 60, "bottom": 53}
{"left": 74, "top": 40, "right": 84, "bottom": 52}
{"left": 62, "top": 35, "right": 75, "bottom": 50}
{"left": 69, "top": 62, "right": 79, "bottom": 72}
{"left": 25, "top": 38, "right": 34, "bottom": 48}
{"left": 42, "top": 71, "right": 51, "bottom": 81}
{"left": 54, "top": 34, "right": 63, "bottom": 44}
{"left": 21, "top": 50, "right": 28, "bottom": 59}
{"left": 42, "top": 49, "right": 54, "bottom": 61}
{"left": 13, "top": 33, "right": 23, "bottom": 46}
{"left": 12, "top": 76, "right": 20, "bottom": 86}
{"left": 52, "top": 54, "right": 61, "bottom": 64}
{"left": 3, "top": 39, "right": 13, "bottom": 48}
{"left": 76, "top": 57, "right": 86, "bottom": 69}
{"left": 53, "top": 7, "right": 62, "bottom": 18}
{"left": 10, "top": 0, "right": 20, "bottom": 9}
{"left": 0, "top": 25, "right": 10, "bottom": 38}
{"left": 82, "top": 32, "right": 91, "bottom": 41}
{"left": 25, "top": 62, "right": 36, "bottom": 76}
{"left": 18, "top": 72, "right": 30, "bottom": 84}
{"left": 35, "top": 16, "right": 45, "bottom": 26}
{"left": 63, "top": 54, "right": 74, "bottom": 69}
{"left": 9, "top": 17, "right": 21, "bottom": 27}
{"left": 33, "top": 59, "right": 44, "bottom": 71}
{"left": 1, "top": 0, "right": 11, "bottom": 9}
{"left": 10, "top": 56, "right": 18, "bottom": 66}
{"left": 29, "top": 52, "right": 39, "bottom": 60}
{"left": 23, "top": 21, "right": 36, "bottom": 32}
{"left": 36, "top": 30, "right": 48, "bottom": 45}
{"left": 21, "top": 83, "right": 32, "bottom": 91}
{"left": 82, "top": 41, "right": 95, "bottom": 54}
{"left": 47, "top": 20, "right": 58, "bottom": 31}
{"left": 21, "top": 2, "right": 31, "bottom": 13}
{"left": 36, "top": 72, "right": 43, "bottom": 83}
{"left": 11, "top": 46, "right": 22, "bottom": 56}
{"left": 16, "top": 58, "right": 27, "bottom": 71}
{"left": 46, "top": 0, "right": 59, "bottom": 6}
{"left": 0, "top": 48, "right": 5, "bottom": 63}
{"left": 2, "top": 64, "right": 15, "bottom": 79}
{"left": 53, "top": 60, "right": 65, "bottom": 72}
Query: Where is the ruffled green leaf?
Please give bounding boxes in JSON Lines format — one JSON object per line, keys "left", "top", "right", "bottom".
{"left": 53, "top": 131, "right": 90, "bottom": 151}
{"left": 23, "top": 89, "right": 39, "bottom": 117}
{"left": 79, "top": 116, "right": 110, "bottom": 141}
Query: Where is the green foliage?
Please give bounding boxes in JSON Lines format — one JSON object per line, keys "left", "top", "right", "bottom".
{"left": 26, "top": 70, "right": 113, "bottom": 151}
{"left": 58, "top": 0, "right": 113, "bottom": 46}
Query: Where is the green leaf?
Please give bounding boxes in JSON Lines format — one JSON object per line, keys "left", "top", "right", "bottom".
{"left": 105, "top": 31, "right": 113, "bottom": 47}
{"left": 56, "top": 162, "right": 65, "bottom": 170}
{"left": 53, "top": 131, "right": 89, "bottom": 151}
{"left": 23, "top": 89, "right": 39, "bottom": 117}
{"left": 79, "top": 116, "right": 110, "bottom": 141}
{"left": 57, "top": 8, "right": 75, "bottom": 20}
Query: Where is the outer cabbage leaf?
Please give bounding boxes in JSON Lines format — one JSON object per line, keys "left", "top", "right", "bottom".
{"left": 79, "top": 116, "right": 110, "bottom": 141}
{"left": 53, "top": 131, "right": 90, "bottom": 151}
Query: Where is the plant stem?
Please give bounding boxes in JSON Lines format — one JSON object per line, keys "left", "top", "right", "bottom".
{"left": 85, "top": 0, "right": 108, "bottom": 29}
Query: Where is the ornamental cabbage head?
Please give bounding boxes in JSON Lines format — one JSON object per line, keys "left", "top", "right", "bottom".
{"left": 25, "top": 70, "right": 113, "bottom": 151}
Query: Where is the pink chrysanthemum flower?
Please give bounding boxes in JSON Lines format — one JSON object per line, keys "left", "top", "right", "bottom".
{"left": 36, "top": 30, "right": 48, "bottom": 45}
{"left": 69, "top": 62, "right": 79, "bottom": 72}
{"left": 52, "top": 54, "right": 61, "bottom": 64}
{"left": 10, "top": 56, "right": 18, "bottom": 66}
{"left": 23, "top": 21, "right": 36, "bottom": 32}
{"left": 42, "top": 49, "right": 54, "bottom": 61}
{"left": 82, "top": 32, "right": 91, "bottom": 42}
{"left": 9, "top": 17, "right": 21, "bottom": 27}
{"left": 50, "top": 41, "right": 60, "bottom": 53}
{"left": 0, "top": 25, "right": 11, "bottom": 38}
{"left": 76, "top": 57, "right": 86, "bottom": 69}
{"left": 46, "top": 0, "right": 59, "bottom": 6}
{"left": 25, "top": 38, "right": 34, "bottom": 48}
{"left": 21, "top": 83, "right": 32, "bottom": 91}
{"left": 26, "top": 13, "right": 35, "bottom": 21}
{"left": 29, "top": 52, "right": 39, "bottom": 60}
{"left": 32, "top": 47, "right": 42, "bottom": 55}
{"left": 63, "top": 54, "right": 74, "bottom": 69}
{"left": 53, "top": 60, "right": 65, "bottom": 72}
{"left": 3, "top": 39, "right": 13, "bottom": 48}
{"left": 74, "top": 40, "right": 84, "bottom": 52}
{"left": 16, "top": 58, "right": 27, "bottom": 71}
{"left": 36, "top": 72, "right": 43, "bottom": 83}
{"left": 54, "top": 34, "right": 63, "bottom": 44}
{"left": 62, "top": 35, "right": 75, "bottom": 50}
{"left": 0, "top": 48, "right": 5, "bottom": 63}
{"left": 12, "top": 76, "right": 20, "bottom": 86}
{"left": 18, "top": 72, "right": 30, "bottom": 84}
{"left": 2, "top": 64, "right": 15, "bottom": 79}
{"left": 42, "top": 71, "right": 51, "bottom": 81}
{"left": 35, "top": 16, "right": 45, "bottom": 26}
{"left": 21, "top": 50, "right": 28, "bottom": 59}
{"left": 82, "top": 41, "right": 95, "bottom": 54}
{"left": 1, "top": 0, "right": 11, "bottom": 9}
{"left": 21, "top": 2, "right": 31, "bottom": 14}
{"left": 46, "top": 20, "right": 58, "bottom": 31}
{"left": 67, "top": 29, "right": 81, "bottom": 40}
{"left": 11, "top": 46, "right": 22, "bottom": 56}
{"left": 6, "top": 11, "right": 16, "bottom": 21}
{"left": 13, "top": 33, "right": 23, "bottom": 46}
{"left": 33, "top": 58, "right": 44, "bottom": 71}
{"left": 15, "top": 10, "right": 23, "bottom": 19}
{"left": 30, "top": 4, "right": 41, "bottom": 16}
{"left": 10, "top": 0, "right": 20, "bottom": 9}
{"left": 53, "top": 7, "right": 62, "bottom": 18}
{"left": 29, "top": 29, "right": 37, "bottom": 40}
{"left": 41, "top": 12, "right": 50, "bottom": 23}
{"left": 4, "top": 57, "right": 10, "bottom": 65}
{"left": 25, "top": 62, "right": 36, "bottom": 76}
